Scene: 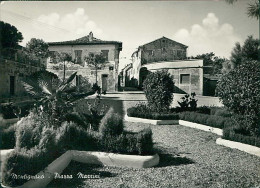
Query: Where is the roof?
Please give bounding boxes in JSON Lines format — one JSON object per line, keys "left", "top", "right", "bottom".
{"left": 48, "top": 32, "right": 122, "bottom": 48}
{"left": 139, "top": 36, "right": 188, "bottom": 49}
{"left": 142, "top": 59, "right": 203, "bottom": 70}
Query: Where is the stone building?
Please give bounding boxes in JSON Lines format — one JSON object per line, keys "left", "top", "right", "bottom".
{"left": 122, "top": 36, "right": 204, "bottom": 95}
{"left": 47, "top": 32, "right": 122, "bottom": 92}
{"left": 0, "top": 47, "right": 46, "bottom": 102}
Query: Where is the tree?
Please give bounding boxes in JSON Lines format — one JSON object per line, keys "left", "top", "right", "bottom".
{"left": 143, "top": 70, "right": 175, "bottom": 112}
{"left": 191, "top": 52, "right": 227, "bottom": 75}
{"left": 216, "top": 60, "right": 260, "bottom": 136}
{"left": 226, "top": 0, "right": 259, "bottom": 19}
{"left": 51, "top": 52, "right": 73, "bottom": 82}
{"left": 25, "top": 38, "right": 49, "bottom": 58}
{"left": 0, "top": 21, "right": 23, "bottom": 57}
{"left": 21, "top": 70, "right": 93, "bottom": 126}
{"left": 84, "top": 52, "right": 106, "bottom": 84}
{"left": 230, "top": 35, "right": 259, "bottom": 67}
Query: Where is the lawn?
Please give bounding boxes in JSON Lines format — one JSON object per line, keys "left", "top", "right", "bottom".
{"left": 48, "top": 121, "right": 260, "bottom": 188}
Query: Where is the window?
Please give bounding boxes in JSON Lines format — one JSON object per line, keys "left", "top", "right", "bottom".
{"left": 49, "top": 51, "right": 56, "bottom": 63}
{"left": 180, "top": 74, "right": 190, "bottom": 84}
{"left": 162, "top": 47, "right": 167, "bottom": 53}
{"left": 74, "top": 50, "right": 82, "bottom": 64}
{"left": 147, "top": 50, "right": 154, "bottom": 56}
{"left": 101, "top": 50, "right": 109, "bottom": 61}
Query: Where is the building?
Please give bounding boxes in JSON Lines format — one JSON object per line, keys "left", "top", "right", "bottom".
{"left": 47, "top": 32, "right": 122, "bottom": 92}
{"left": 0, "top": 47, "right": 46, "bottom": 102}
{"left": 122, "top": 36, "right": 204, "bottom": 95}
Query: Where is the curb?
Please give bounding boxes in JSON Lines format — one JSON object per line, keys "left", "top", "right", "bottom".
{"left": 124, "top": 114, "right": 179, "bottom": 125}
{"left": 216, "top": 138, "right": 260, "bottom": 157}
{"left": 179, "top": 120, "right": 223, "bottom": 136}
{"left": 1, "top": 150, "right": 159, "bottom": 188}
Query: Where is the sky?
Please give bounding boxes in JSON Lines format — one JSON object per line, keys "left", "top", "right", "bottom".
{"left": 0, "top": 1, "right": 258, "bottom": 70}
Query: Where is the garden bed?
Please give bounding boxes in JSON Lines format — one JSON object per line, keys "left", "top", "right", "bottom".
{"left": 1, "top": 150, "right": 159, "bottom": 188}
{"left": 124, "top": 114, "right": 179, "bottom": 125}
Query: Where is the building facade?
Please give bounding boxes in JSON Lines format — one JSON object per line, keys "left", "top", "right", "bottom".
{"left": 47, "top": 32, "right": 122, "bottom": 92}
{"left": 0, "top": 48, "right": 46, "bottom": 102}
{"left": 122, "top": 36, "right": 204, "bottom": 95}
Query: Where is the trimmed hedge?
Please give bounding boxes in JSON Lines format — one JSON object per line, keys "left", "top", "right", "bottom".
{"left": 223, "top": 126, "right": 260, "bottom": 147}
{"left": 127, "top": 105, "right": 179, "bottom": 120}
{"left": 179, "top": 111, "right": 232, "bottom": 129}
{"left": 99, "top": 128, "right": 154, "bottom": 155}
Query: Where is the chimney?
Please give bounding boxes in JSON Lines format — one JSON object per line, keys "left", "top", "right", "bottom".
{"left": 89, "top": 32, "right": 93, "bottom": 41}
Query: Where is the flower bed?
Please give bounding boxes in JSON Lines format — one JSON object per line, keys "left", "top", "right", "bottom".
{"left": 1, "top": 107, "right": 155, "bottom": 187}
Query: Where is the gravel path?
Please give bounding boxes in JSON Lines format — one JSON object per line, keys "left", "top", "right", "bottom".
{"left": 48, "top": 122, "right": 260, "bottom": 188}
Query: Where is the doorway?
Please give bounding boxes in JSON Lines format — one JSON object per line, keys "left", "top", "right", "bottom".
{"left": 10, "top": 76, "right": 15, "bottom": 95}
{"left": 102, "top": 74, "right": 108, "bottom": 92}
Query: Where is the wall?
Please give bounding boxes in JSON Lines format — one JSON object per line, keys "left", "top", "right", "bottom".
{"left": 140, "top": 38, "right": 187, "bottom": 64}
{"left": 0, "top": 60, "right": 43, "bottom": 99}
{"left": 48, "top": 43, "right": 121, "bottom": 92}
{"left": 142, "top": 60, "right": 203, "bottom": 95}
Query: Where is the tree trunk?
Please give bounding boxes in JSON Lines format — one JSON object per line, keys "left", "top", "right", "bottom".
{"left": 63, "top": 61, "right": 66, "bottom": 83}
{"left": 95, "top": 68, "right": 98, "bottom": 84}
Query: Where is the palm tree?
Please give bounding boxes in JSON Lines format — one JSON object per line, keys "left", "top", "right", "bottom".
{"left": 226, "top": 0, "right": 259, "bottom": 19}
{"left": 21, "top": 70, "right": 94, "bottom": 126}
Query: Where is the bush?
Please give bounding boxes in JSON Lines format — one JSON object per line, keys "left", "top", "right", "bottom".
{"left": 179, "top": 112, "right": 231, "bottom": 129}
{"left": 223, "top": 125, "right": 260, "bottom": 147}
{"left": 99, "top": 107, "right": 124, "bottom": 137}
{"left": 216, "top": 60, "right": 260, "bottom": 136}
{"left": 127, "top": 104, "right": 179, "bottom": 120}
{"left": 1, "top": 147, "right": 60, "bottom": 187}
{"left": 55, "top": 121, "right": 99, "bottom": 151}
{"left": 99, "top": 128, "right": 154, "bottom": 155}
{"left": 210, "top": 107, "right": 232, "bottom": 117}
{"left": 15, "top": 110, "right": 52, "bottom": 149}
{"left": 1, "top": 124, "right": 15, "bottom": 149}
{"left": 143, "top": 70, "right": 175, "bottom": 112}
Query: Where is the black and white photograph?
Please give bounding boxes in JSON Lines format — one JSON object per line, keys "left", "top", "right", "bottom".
{"left": 0, "top": 0, "right": 259, "bottom": 187}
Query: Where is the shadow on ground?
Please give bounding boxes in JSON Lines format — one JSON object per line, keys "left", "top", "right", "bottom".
{"left": 47, "top": 162, "right": 117, "bottom": 188}
{"left": 156, "top": 154, "right": 195, "bottom": 167}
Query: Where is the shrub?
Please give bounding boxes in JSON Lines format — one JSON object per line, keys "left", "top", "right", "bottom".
{"left": 143, "top": 70, "right": 175, "bottom": 112}
{"left": 99, "top": 128, "right": 154, "bottom": 155}
{"left": 1, "top": 147, "right": 59, "bottom": 187}
{"left": 177, "top": 92, "right": 198, "bottom": 111}
{"left": 1, "top": 124, "right": 15, "bottom": 149}
{"left": 216, "top": 60, "right": 260, "bottom": 136}
{"left": 179, "top": 112, "right": 231, "bottom": 129}
{"left": 15, "top": 110, "right": 52, "bottom": 149}
{"left": 223, "top": 125, "right": 260, "bottom": 147}
{"left": 127, "top": 104, "right": 179, "bottom": 120}
{"left": 99, "top": 107, "right": 124, "bottom": 137}
{"left": 55, "top": 121, "right": 99, "bottom": 151}
{"left": 210, "top": 107, "right": 232, "bottom": 117}
{"left": 196, "top": 106, "right": 211, "bottom": 115}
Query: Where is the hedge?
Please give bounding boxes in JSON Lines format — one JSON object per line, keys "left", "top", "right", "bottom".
{"left": 99, "top": 128, "right": 154, "bottom": 155}
{"left": 223, "top": 127, "right": 260, "bottom": 147}
{"left": 178, "top": 111, "right": 232, "bottom": 129}
{"left": 127, "top": 106, "right": 179, "bottom": 120}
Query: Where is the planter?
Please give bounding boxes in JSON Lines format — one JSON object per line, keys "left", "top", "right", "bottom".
{"left": 216, "top": 138, "right": 260, "bottom": 157}
{"left": 0, "top": 149, "right": 14, "bottom": 162}
{"left": 124, "top": 114, "right": 178, "bottom": 125}
{"left": 178, "top": 120, "right": 223, "bottom": 136}
{"left": 1, "top": 150, "right": 159, "bottom": 188}
{"left": 71, "top": 151, "right": 159, "bottom": 168}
